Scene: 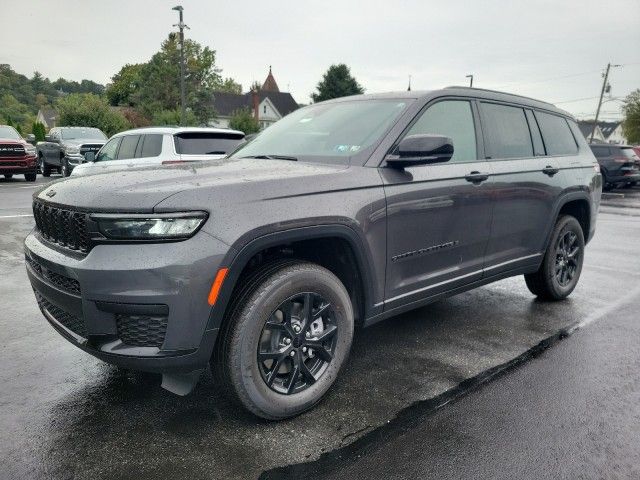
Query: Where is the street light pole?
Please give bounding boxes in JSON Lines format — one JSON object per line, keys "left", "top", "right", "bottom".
{"left": 466, "top": 74, "right": 474, "bottom": 88}
{"left": 172, "top": 5, "right": 187, "bottom": 126}
{"left": 590, "top": 63, "right": 621, "bottom": 144}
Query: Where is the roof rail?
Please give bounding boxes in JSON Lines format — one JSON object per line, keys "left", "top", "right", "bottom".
{"left": 444, "top": 85, "right": 555, "bottom": 107}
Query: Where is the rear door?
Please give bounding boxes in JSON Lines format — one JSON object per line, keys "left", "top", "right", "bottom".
{"left": 381, "top": 98, "right": 494, "bottom": 309}
{"left": 480, "top": 102, "right": 567, "bottom": 274}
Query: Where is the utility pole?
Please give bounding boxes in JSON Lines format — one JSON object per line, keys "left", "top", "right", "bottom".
{"left": 590, "top": 63, "right": 621, "bottom": 143}
{"left": 466, "top": 74, "right": 474, "bottom": 88}
{"left": 172, "top": 6, "right": 188, "bottom": 125}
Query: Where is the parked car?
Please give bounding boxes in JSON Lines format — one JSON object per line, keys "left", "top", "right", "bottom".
{"left": 0, "top": 125, "right": 37, "bottom": 181}
{"left": 37, "top": 127, "right": 107, "bottom": 177}
{"left": 71, "top": 127, "right": 245, "bottom": 177}
{"left": 25, "top": 87, "right": 601, "bottom": 419}
{"left": 589, "top": 144, "right": 640, "bottom": 190}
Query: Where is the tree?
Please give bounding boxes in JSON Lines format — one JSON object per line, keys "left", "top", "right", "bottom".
{"left": 107, "top": 35, "right": 241, "bottom": 125}
{"left": 56, "top": 93, "right": 130, "bottom": 136}
{"left": 32, "top": 121, "right": 47, "bottom": 141}
{"left": 229, "top": 108, "right": 260, "bottom": 134}
{"left": 311, "top": 64, "right": 364, "bottom": 103}
{"left": 622, "top": 89, "right": 640, "bottom": 144}
{"left": 106, "top": 63, "right": 144, "bottom": 107}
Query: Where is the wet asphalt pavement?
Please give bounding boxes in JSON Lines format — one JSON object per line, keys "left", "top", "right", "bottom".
{"left": 1, "top": 175, "right": 639, "bottom": 479}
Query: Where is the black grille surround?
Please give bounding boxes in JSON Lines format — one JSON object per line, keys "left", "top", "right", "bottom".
{"left": 79, "top": 144, "right": 103, "bottom": 155}
{"left": 34, "top": 290, "right": 87, "bottom": 338}
{"left": 33, "top": 200, "right": 92, "bottom": 253}
{"left": 0, "top": 143, "right": 26, "bottom": 157}
{"left": 26, "top": 255, "right": 81, "bottom": 295}
{"left": 116, "top": 314, "right": 168, "bottom": 348}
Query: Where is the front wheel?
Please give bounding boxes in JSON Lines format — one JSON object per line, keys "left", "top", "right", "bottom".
{"left": 61, "top": 159, "right": 70, "bottom": 177}
{"left": 213, "top": 261, "right": 354, "bottom": 420}
{"left": 39, "top": 155, "right": 51, "bottom": 177}
{"left": 24, "top": 173, "right": 36, "bottom": 182}
{"left": 524, "top": 215, "right": 585, "bottom": 300}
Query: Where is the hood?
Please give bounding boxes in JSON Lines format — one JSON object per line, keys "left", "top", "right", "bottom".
{"left": 61, "top": 138, "right": 106, "bottom": 146}
{"left": 34, "top": 157, "right": 349, "bottom": 212}
{"left": 0, "top": 138, "right": 27, "bottom": 145}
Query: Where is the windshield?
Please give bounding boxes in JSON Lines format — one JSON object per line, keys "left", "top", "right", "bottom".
{"left": 61, "top": 128, "right": 107, "bottom": 140}
{"left": 0, "top": 126, "right": 22, "bottom": 140}
{"left": 174, "top": 132, "right": 245, "bottom": 155}
{"left": 230, "top": 99, "right": 411, "bottom": 163}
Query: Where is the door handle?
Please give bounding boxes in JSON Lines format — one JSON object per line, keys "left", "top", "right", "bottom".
{"left": 465, "top": 171, "right": 489, "bottom": 184}
{"left": 542, "top": 166, "right": 559, "bottom": 176}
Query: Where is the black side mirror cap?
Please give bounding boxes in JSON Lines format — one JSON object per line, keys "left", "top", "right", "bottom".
{"left": 386, "top": 134, "right": 454, "bottom": 168}
{"left": 44, "top": 135, "right": 52, "bottom": 142}
{"left": 84, "top": 151, "right": 96, "bottom": 162}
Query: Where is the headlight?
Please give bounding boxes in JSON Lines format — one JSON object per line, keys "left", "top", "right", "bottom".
{"left": 64, "top": 144, "right": 80, "bottom": 155}
{"left": 24, "top": 144, "right": 36, "bottom": 155}
{"left": 93, "top": 212, "right": 207, "bottom": 240}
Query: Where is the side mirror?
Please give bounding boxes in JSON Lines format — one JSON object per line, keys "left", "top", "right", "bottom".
{"left": 386, "top": 134, "right": 454, "bottom": 168}
{"left": 26, "top": 134, "right": 36, "bottom": 143}
{"left": 84, "top": 152, "right": 96, "bottom": 163}
{"left": 44, "top": 134, "right": 52, "bottom": 142}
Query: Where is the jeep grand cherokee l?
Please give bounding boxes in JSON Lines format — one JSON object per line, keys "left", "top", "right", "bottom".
{"left": 70, "top": 127, "right": 245, "bottom": 177}
{"left": 0, "top": 125, "right": 37, "bottom": 181}
{"left": 37, "top": 127, "right": 107, "bottom": 177}
{"left": 25, "top": 87, "right": 601, "bottom": 419}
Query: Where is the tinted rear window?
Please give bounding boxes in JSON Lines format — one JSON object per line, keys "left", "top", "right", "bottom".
{"left": 116, "top": 135, "right": 140, "bottom": 160}
{"left": 480, "top": 103, "right": 533, "bottom": 159}
{"left": 590, "top": 146, "right": 610, "bottom": 157}
{"left": 174, "top": 132, "right": 244, "bottom": 155}
{"left": 140, "top": 134, "right": 163, "bottom": 158}
{"left": 535, "top": 112, "right": 578, "bottom": 155}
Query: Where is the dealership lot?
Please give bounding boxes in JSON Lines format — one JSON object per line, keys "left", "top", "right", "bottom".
{"left": 1, "top": 176, "right": 639, "bottom": 479}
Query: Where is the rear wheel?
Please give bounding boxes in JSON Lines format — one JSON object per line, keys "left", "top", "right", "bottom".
{"left": 524, "top": 215, "right": 585, "bottom": 300}
{"left": 213, "top": 261, "right": 354, "bottom": 419}
{"left": 24, "top": 173, "right": 36, "bottom": 182}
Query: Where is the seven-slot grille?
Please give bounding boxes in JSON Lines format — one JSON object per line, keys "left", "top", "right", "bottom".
{"left": 34, "top": 290, "right": 87, "bottom": 338}
{"left": 33, "top": 201, "right": 91, "bottom": 252}
{"left": 26, "top": 255, "right": 81, "bottom": 295}
{"left": 0, "top": 144, "right": 25, "bottom": 157}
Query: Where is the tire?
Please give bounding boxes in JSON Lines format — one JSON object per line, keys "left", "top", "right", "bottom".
{"left": 39, "top": 155, "right": 51, "bottom": 177}
{"left": 524, "top": 215, "right": 585, "bottom": 301}
{"left": 24, "top": 173, "right": 36, "bottom": 182}
{"left": 3, "top": 174, "right": 13, "bottom": 179}
{"left": 212, "top": 261, "right": 354, "bottom": 420}
{"left": 61, "top": 159, "right": 70, "bottom": 177}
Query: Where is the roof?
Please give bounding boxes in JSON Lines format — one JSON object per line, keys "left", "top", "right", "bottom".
{"left": 111, "top": 126, "right": 244, "bottom": 137}
{"left": 577, "top": 120, "right": 603, "bottom": 139}
{"left": 38, "top": 107, "right": 57, "bottom": 126}
{"left": 262, "top": 66, "right": 280, "bottom": 92}
{"left": 212, "top": 91, "right": 299, "bottom": 117}
{"left": 321, "top": 88, "right": 573, "bottom": 117}
{"left": 598, "top": 121, "right": 621, "bottom": 137}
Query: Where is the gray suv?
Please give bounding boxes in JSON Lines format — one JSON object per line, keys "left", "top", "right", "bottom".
{"left": 25, "top": 87, "right": 601, "bottom": 419}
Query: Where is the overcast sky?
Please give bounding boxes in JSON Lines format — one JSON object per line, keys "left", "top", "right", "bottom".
{"left": 2, "top": 0, "right": 639, "bottom": 120}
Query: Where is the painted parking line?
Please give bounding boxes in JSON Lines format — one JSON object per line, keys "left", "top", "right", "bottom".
{"left": 0, "top": 214, "right": 34, "bottom": 219}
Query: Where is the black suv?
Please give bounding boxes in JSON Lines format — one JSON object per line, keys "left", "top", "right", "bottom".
{"left": 25, "top": 88, "right": 601, "bottom": 419}
{"left": 589, "top": 144, "right": 640, "bottom": 190}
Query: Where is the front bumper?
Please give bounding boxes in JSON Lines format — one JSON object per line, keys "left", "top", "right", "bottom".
{"left": 64, "top": 154, "right": 89, "bottom": 173}
{"left": 24, "top": 229, "right": 231, "bottom": 374}
{"left": 0, "top": 155, "right": 37, "bottom": 174}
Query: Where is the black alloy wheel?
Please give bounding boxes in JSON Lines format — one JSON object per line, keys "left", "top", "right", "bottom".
{"left": 257, "top": 292, "right": 337, "bottom": 395}
{"left": 554, "top": 230, "right": 580, "bottom": 287}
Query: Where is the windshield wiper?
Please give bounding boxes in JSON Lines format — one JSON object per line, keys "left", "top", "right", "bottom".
{"left": 241, "top": 154, "right": 298, "bottom": 161}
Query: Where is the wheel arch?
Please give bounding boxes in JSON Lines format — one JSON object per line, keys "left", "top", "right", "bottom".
{"left": 545, "top": 191, "right": 592, "bottom": 250}
{"left": 206, "top": 224, "right": 379, "bottom": 333}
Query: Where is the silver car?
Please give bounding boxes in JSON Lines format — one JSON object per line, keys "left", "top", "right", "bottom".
{"left": 71, "top": 126, "right": 245, "bottom": 176}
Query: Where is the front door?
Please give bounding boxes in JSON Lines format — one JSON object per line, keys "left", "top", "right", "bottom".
{"left": 381, "top": 98, "right": 494, "bottom": 311}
